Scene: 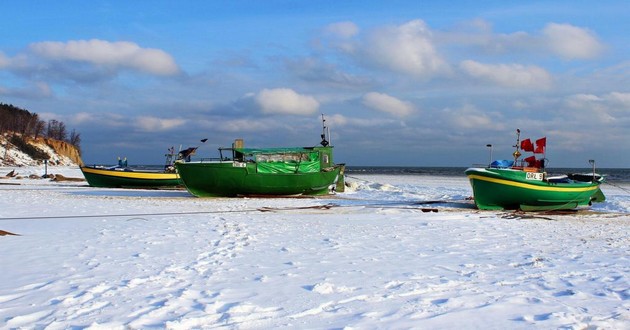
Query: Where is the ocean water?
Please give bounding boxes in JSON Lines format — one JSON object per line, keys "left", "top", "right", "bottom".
{"left": 125, "top": 165, "right": 630, "bottom": 184}
{"left": 345, "top": 166, "right": 630, "bottom": 183}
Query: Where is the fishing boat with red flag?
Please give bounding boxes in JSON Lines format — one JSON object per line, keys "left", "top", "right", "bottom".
{"left": 465, "top": 129, "right": 605, "bottom": 211}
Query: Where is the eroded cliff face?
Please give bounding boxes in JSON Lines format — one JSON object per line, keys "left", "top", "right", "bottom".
{"left": 40, "top": 138, "right": 84, "bottom": 166}
{"left": 0, "top": 133, "right": 83, "bottom": 166}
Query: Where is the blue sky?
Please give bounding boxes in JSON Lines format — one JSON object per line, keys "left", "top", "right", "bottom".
{"left": 1, "top": 1, "right": 629, "bottom": 167}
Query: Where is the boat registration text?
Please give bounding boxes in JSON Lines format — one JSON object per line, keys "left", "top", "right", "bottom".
{"left": 526, "top": 172, "right": 544, "bottom": 181}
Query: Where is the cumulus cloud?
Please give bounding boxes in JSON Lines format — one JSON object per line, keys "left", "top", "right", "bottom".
{"left": 319, "top": 21, "right": 359, "bottom": 54}
{"left": 32, "top": 82, "right": 53, "bottom": 97}
{"left": 362, "top": 20, "right": 449, "bottom": 78}
{"left": 566, "top": 93, "right": 602, "bottom": 107}
{"left": 460, "top": 60, "right": 552, "bottom": 89}
{"left": 438, "top": 20, "right": 603, "bottom": 62}
{"left": 29, "top": 39, "right": 180, "bottom": 75}
{"left": 286, "top": 57, "right": 371, "bottom": 87}
{"left": 564, "top": 92, "right": 630, "bottom": 123}
{"left": 135, "top": 116, "right": 186, "bottom": 132}
{"left": 362, "top": 92, "right": 415, "bottom": 117}
{"left": 255, "top": 88, "right": 319, "bottom": 115}
{"left": 0, "top": 81, "right": 52, "bottom": 98}
{"left": 607, "top": 92, "right": 630, "bottom": 106}
{"left": 325, "top": 114, "right": 349, "bottom": 127}
{"left": 441, "top": 19, "right": 534, "bottom": 54}
{"left": 0, "top": 52, "right": 9, "bottom": 68}
{"left": 445, "top": 104, "right": 503, "bottom": 130}
{"left": 543, "top": 23, "right": 603, "bottom": 60}
{"left": 69, "top": 112, "right": 94, "bottom": 124}
{"left": 218, "top": 118, "right": 278, "bottom": 133}
{"left": 564, "top": 93, "right": 617, "bottom": 123}
{"left": 324, "top": 21, "right": 359, "bottom": 38}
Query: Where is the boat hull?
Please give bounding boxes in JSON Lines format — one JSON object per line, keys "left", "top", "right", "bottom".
{"left": 175, "top": 161, "right": 342, "bottom": 197}
{"left": 80, "top": 166, "right": 181, "bottom": 188}
{"left": 465, "top": 168, "right": 604, "bottom": 211}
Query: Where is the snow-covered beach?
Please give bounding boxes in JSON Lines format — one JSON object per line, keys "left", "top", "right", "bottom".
{"left": 1, "top": 166, "right": 628, "bottom": 329}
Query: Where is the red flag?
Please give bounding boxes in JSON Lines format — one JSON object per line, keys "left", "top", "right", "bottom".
{"left": 524, "top": 155, "right": 537, "bottom": 167}
{"left": 534, "top": 137, "right": 546, "bottom": 154}
{"left": 521, "top": 138, "right": 534, "bottom": 152}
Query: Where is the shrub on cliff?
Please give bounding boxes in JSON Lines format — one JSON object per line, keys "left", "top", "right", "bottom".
{"left": 9, "top": 135, "right": 50, "bottom": 161}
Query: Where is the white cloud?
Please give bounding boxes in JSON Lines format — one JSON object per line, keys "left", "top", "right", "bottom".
{"left": 362, "top": 92, "right": 415, "bottom": 118}
{"left": 255, "top": 88, "right": 319, "bottom": 115}
{"left": 135, "top": 116, "right": 186, "bottom": 132}
{"left": 0, "top": 81, "right": 52, "bottom": 98}
{"left": 326, "top": 114, "right": 349, "bottom": 127}
{"left": 286, "top": 58, "right": 371, "bottom": 87}
{"left": 566, "top": 92, "right": 630, "bottom": 123}
{"left": 460, "top": 60, "right": 552, "bottom": 89}
{"left": 566, "top": 93, "right": 602, "bottom": 107}
{"left": 439, "top": 21, "right": 603, "bottom": 61}
{"left": 564, "top": 94, "right": 615, "bottom": 123}
{"left": 363, "top": 20, "right": 449, "bottom": 78}
{"left": 445, "top": 104, "right": 503, "bottom": 130}
{"left": 0, "top": 52, "right": 9, "bottom": 68}
{"left": 543, "top": 23, "right": 603, "bottom": 60}
{"left": 33, "top": 82, "right": 52, "bottom": 97}
{"left": 218, "top": 118, "right": 277, "bottom": 133}
{"left": 70, "top": 112, "right": 94, "bottom": 124}
{"left": 607, "top": 92, "right": 630, "bottom": 106}
{"left": 29, "top": 39, "right": 180, "bottom": 75}
{"left": 442, "top": 19, "right": 534, "bottom": 54}
{"left": 324, "top": 21, "right": 359, "bottom": 38}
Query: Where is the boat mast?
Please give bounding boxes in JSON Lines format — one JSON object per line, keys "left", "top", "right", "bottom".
{"left": 165, "top": 146, "right": 175, "bottom": 168}
{"left": 320, "top": 114, "right": 330, "bottom": 147}
{"left": 512, "top": 129, "right": 522, "bottom": 164}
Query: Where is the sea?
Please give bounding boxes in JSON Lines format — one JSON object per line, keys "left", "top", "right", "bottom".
{"left": 344, "top": 166, "right": 630, "bottom": 184}
{"left": 129, "top": 165, "right": 630, "bottom": 184}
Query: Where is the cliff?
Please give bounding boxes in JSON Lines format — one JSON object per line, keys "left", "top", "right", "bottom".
{"left": 40, "top": 137, "right": 84, "bottom": 166}
{"left": 0, "top": 133, "right": 83, "bottom": 166}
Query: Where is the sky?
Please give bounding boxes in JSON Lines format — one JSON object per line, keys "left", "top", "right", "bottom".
{"left": 1, "top": 1, "right": 629, "bottom": 167}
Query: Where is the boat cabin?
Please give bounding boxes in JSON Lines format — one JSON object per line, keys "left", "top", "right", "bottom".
{"left": 217, "top": 139, "right": 335, "bottom": 174}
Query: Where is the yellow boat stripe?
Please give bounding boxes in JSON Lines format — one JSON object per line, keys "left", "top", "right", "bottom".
{"left": 467, "top": 174, "right": 599, "bottom": 193}
{"left": 82, "top": 167, "right": 178, "bottom": 180}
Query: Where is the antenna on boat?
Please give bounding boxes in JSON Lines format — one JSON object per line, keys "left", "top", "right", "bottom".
{"left": 512, "top": 129, "right": 522, "bottom": 164}
{"left": 486, "top": 144, "right": 493, "bottom": 166}
{"left": 165, "top": 146, "right": 176, "bottom": 169}
{"left": 589, "top": 159, "right": 596, "bottom": 182}
{"left": 320, "top": 114, "right": 330, "bottom": 147}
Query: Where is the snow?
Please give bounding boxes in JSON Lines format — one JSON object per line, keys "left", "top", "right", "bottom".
{"left": 1, "top": 166, "right": 629, "bottom": 329}
{"left": 0, "top": 136, "right": 76, "bottom": 167}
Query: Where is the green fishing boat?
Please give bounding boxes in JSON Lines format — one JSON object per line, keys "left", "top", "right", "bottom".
{"left": 465, "top": 129, "right": 605, "bottom": 211}
{"left": 175, "top": 117, "right": 344, "bottom": 197}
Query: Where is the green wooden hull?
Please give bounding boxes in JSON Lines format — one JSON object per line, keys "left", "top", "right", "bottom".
{"left": 465, "top": 168, "right": 604, "bottom": 211}
{"left": 175, "top": 161, "right": 342, "bottom": 197}
{"left": 80, "top": 166, "right": 181, "bottom": 188}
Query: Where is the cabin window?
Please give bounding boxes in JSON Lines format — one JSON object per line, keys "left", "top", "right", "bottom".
{"left": 256, "top": 152, "right": 311, "bottom": 163}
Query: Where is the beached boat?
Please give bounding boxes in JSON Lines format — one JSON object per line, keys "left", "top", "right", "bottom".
{"left": 175, "top": 118, "right": 344, "bottom": 197}
{"left": 80, "top": 145, "right": 202, "bottom": 188}
{"left": 465, "top": 130, "right": 605, "bottom": 211}
{"left": 80, "top": 166, "right": 181, "bottom": 188}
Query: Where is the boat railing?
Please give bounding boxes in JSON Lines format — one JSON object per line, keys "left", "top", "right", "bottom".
{"left": 196, "top": 157, "right": 231, "bottom": 163}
